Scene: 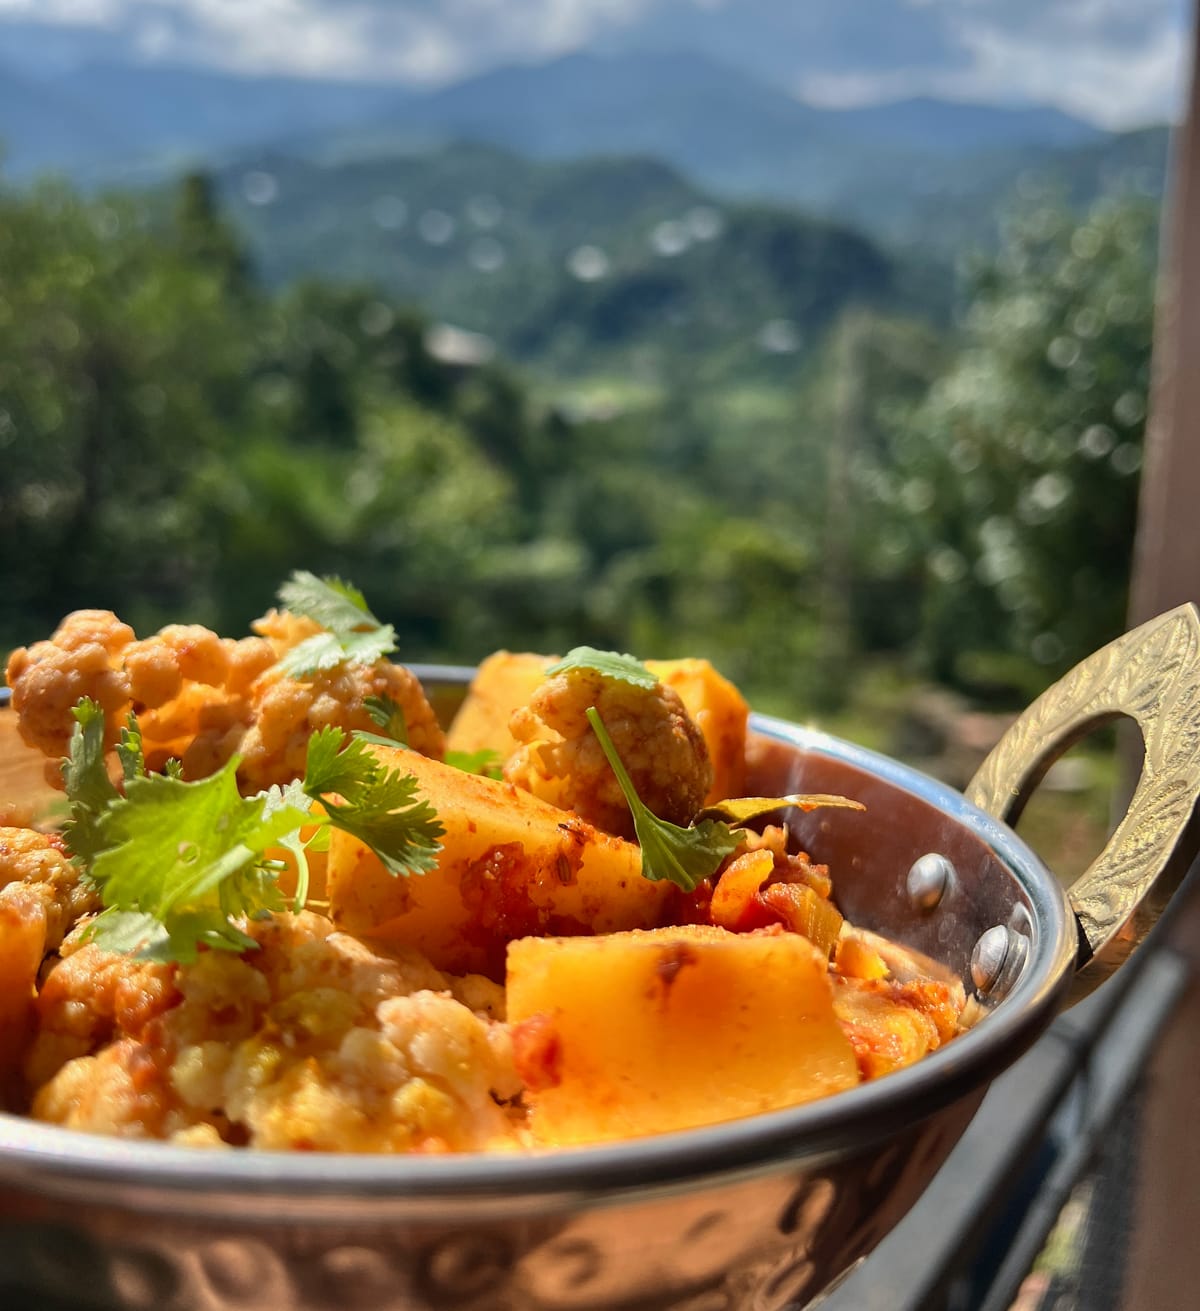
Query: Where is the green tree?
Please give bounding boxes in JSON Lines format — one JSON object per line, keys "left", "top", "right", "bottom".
{"left": 174, "top": 171, "right": 251, "bottom": 295}
{"left": 858, "top": 195, "right": 1157, "bottom": 689}
{"left": 0, "top": 178, "right": 256, "bottom": 641}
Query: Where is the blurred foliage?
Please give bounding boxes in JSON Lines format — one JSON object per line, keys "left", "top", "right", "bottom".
{"left": 219, "top": 143, "right": 916, "bottom": 388}
{"left": 0, "top": 167, "right": 1158, "bottom": 723}
{"left": 848, "top": 196, "right": 1157, "bottom": 694}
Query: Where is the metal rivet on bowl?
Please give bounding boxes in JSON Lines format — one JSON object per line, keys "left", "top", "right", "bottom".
{"left": 907, "top": 853, "right": 955, "bottom": 909}
{"left": 971, "top": 924, "right": 1028, "bottom": 1002}
{"left": 971, "top": 925, "right": 1011, "bottom": 993}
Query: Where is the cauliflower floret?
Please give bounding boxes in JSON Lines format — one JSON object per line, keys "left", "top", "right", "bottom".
{"left": 124, "top": 629, "right": 275, "bottom": 780}
{"left": 5, "top": 611, "right": 135, "bottom": 779}
{"left": 125, "top": 624, "right": 253, "bottom": 709}
{"left": 4, "top": 611, "right": 265, "bottom": 787}
{"left": 1, "top": 828, "right": 95, "bottom": 1095}
{"left": 236, "top": 658, "right": 445, "bottom": 794}
{"left": 24, "top": 936, "right": 179, "bottom": 1094}
{"left": 0, "top": 827, "right": 98, "bottom": 952}
{"left": 504, "top": 667, "right": 712, "bottom": 839}
{"left": 28, "top": 912, "right": 522, "bottom": 1152}
{"left": 0, "top": 828, "right": 103, "bottom": 1098}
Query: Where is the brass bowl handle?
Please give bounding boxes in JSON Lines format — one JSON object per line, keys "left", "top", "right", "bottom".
{"left": 965, "top": 603, "right": 1200, "bottom": 1002}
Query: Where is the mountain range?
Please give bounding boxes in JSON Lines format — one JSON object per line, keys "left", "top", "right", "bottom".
{"left": 0, "top": 58, "right": 400, "bottom": 179}
{"left": 320, "top": 50, "right": 1106, "bottom": 186}
{"left": 1, "top": 46, "right": 1153, "bottom": 250}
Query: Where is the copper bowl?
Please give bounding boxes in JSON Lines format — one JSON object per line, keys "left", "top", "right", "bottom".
{"left": 2, "top": 607, "right": 1199, "bottom": 1311}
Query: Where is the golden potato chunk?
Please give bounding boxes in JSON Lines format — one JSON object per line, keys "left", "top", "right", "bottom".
{"left": 327, "top": 747, "right": 671, "bottom": 978}
{"left": 507, "top": 924, "right": 860, "bottom": 1145}
{"left": 445, "top": 651, "right": 552, "bottom": 759}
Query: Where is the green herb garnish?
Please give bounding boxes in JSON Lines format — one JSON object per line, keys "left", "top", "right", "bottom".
{"left": 64, "top": 710, "right": 442, "bottom": 962}
{"left": 354, "top": 694, "right": 409, "bottom": 748}
{"left": 114, "top": 714, "right": 146, "bottom": 783}
{"left": 61, "top": 698, "right": 119, "bottom": 870}
{"left": 445, "top": 748, "right": 504, "bottom": 780}
{"left": 275, "top": 571, "right": 397, "bottom": 676}
{"left": 365, "top": 694, "right": 408, "bottom": 741}
{"left": 585, "top": 706, "right": 741, "bottom": 891}
{"left": 83, "top": 757, "right": 310, "bottom": 962}
{"left": 546, "top": 647, "right": 657, "bottom": 689}
{"left": 302, "top": 726, "right": 443, "bottom": 877}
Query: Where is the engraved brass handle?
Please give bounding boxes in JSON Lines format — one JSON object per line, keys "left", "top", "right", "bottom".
{"left": 966, "top": 604, "right": 1200, "bottom": 1002}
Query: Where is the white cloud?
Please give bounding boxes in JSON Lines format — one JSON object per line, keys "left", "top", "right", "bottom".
{"left": 799, "top": 18, "right": 1186, "bottom": 126}
{"left": 950, "top": 16, "right": 1187, "bottom": 127}
{"left": 0, "top": 0, "right": 653, "bottom": 81}
{"left": 800, "top": 0, "right": 1189, "bottom": 125}
{"left": 0, "top": 0, "right": 1190, "bottom": 123}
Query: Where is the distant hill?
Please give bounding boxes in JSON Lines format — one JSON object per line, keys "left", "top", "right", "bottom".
{"left": 827, "top": 123, "right": 1171, "bottom": 257}
{"left": 823, "top": 95, "right": 1106, "bottom": 155}
{"left": 367, "top": 50, "right": 1101, "bottom": 167}
{"left": 215, "top": 141, "right": 907, "bottom": 381}
{"left": 0, "top": 59, "right": 403, "bottom": 182}
{"left": 1, "top": 47, "right": 1105, "bottom": 185}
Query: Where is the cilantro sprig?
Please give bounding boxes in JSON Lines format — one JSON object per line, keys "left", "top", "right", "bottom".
{"left": 63, "top": 706, "right": 442, "bottom": 963}
{"left": 584, "top": 707, "right": 865, "bottom": 892}
{"left": 546, "top": 647, "right": 657, "bottom": 689}
{"left": 61, "top": 698, "right": 120, "bottom": 870}
{"left": 85, "top": 758, "right": 311, "bottom": 961}
{"left": 303, "top": 727, "right": 442, "bottom": 877}
{"left": 585, "top": 706, "right": 741, "bottom": 891}
{"left": 274, "top": 571, "right": 398, "bottom": 677}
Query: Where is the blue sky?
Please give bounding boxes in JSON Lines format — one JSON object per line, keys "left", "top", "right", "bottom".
{"left": 0, "top": 0, "right": 1191, "bottom": 126}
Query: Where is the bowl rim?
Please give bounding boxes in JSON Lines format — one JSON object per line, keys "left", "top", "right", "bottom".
{"left": 0, "top": 668, "right": 1078, "bottom": 1208}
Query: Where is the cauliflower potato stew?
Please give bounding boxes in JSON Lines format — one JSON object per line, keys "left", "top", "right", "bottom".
{"left": 0, "top": 582, "right": 964, "bottom": 1152}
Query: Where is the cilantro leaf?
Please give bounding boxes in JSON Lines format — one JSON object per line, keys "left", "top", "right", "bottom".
{"left": 274, "top": 571, "right": 397, "bottom": 676}
{"left": 61, "top": 698, "right": 119, "bottom": 869}
{"left": 364, "top": 694, "right": 409, "bottom": 745}
{"left": 319, "top": 774, "right": 442, "bottom": 878}
{"left": 278, "top": 571, "right": 375, "bottom": 631}
{"left": 302, "top": 725, "right": 383, "bottom": 799}
{"left": 546, "top": 647, "right": 657, "bottom": 689}
{"left": 84, "top": 757, "right": 312, "bottom": 961}
{"left": 585, "top": 706, "right": 741, "bottom": 891}
{"left": 302, "top": 727, "right": 443, "bottom": 877}
{"left": 84, "top": 908, "right": 171, "bottom": 959}
{"left": 115, "top": 714, "right": 145, "bottom": 782}
{"left": 261, "top": 779, "right": 318, "bottom": 911}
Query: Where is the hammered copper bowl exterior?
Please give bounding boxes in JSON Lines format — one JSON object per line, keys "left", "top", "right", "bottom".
{"left": 0, "top": 677, "right": 1078, "bottom": 1311}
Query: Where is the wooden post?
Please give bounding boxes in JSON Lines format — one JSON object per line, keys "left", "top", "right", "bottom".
{"left": 1128, "top": 13, "right": 1200, "bottom": 625}
{"left": 1121, "top": 18, "right": 1200, "bottom": 1310}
